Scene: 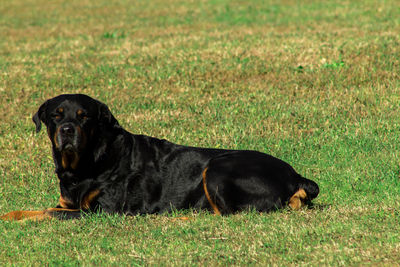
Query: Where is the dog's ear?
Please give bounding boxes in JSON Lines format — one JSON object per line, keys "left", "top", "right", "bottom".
{"left": 97, "top": 101, "right": 119, "bottom": 129}
{"left": 93, "top": 101, "right": 120, "bottom": 163}
{"left": 32, "top": 101, "right": 48, "bottom": 133}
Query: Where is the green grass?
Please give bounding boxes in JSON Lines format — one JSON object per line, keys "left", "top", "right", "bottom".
{"left": 1, "top": 0, "right": 400, "bottom": 265}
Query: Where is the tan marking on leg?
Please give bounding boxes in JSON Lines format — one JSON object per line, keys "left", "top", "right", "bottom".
{"left": 0, "top": 210, "right": 51, "bottom": 221}
{"left": 80, "top": 189, "right": 100, "bottom": 210}
{"left": 202, "top": 167, "right": 221, "bottom": 215}
{"left": 45, "top": 208, "right": 80, "bottom": 212}
{"left": 44, "top": 208, "right": 80, "bottom": 219}
{"left": 289, "top": 189, "right": 307, "bottom": 210}
{"left": 1, "top": 207, "right": 82, "bottom": 221}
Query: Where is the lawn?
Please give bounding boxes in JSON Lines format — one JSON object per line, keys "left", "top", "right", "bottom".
{"left": 1, "top": 0, "right": 400, "bottom": 265}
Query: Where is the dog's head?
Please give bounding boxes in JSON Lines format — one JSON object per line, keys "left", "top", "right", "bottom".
{"left": 33, "top": 94, "right": 118, "bottom": 170}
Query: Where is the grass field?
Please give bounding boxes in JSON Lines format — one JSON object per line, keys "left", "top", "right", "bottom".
{"left": 1, "top": 0, "right": 400, "bottom": 265}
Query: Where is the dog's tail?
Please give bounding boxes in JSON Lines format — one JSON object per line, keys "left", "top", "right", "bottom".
{"left": 299, "top": 176, "right": 319, "bottom": 200}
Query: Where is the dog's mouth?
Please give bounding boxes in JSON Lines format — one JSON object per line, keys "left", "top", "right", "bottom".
{"left": 62, "top": 143, "right": 76, "bottom": 152}
{"left": 53, "top": 124, "right": 87, "bottom": 170}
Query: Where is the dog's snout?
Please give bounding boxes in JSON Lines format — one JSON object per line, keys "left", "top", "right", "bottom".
{"left": 60, "top": 124, "right": 75, "bottom": 135}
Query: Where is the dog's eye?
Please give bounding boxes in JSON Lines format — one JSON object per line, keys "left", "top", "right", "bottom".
{"left": 52, "top": 112, "right": 63, "bottom": 120}
{"left": 53, "top": 108, "right": 64, "bottom": 120}
{"left": 77, "top": 111, "right": 88, "bottom": 120}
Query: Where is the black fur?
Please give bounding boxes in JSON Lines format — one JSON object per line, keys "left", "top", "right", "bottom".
{"left": 27, "top": 94, "right": 319, "bottom": 219}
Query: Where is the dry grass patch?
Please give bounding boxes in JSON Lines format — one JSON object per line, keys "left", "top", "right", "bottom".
{"left": 1, "top": 0, "right": 400, "bottom": 265}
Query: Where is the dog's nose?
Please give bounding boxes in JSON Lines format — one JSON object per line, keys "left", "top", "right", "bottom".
{"left": 60, "top": 124, "right": 75, "bottom": 135}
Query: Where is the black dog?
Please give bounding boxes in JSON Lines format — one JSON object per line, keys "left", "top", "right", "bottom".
{"left": 1, "top": 94, "right": 319, "bottom": 221}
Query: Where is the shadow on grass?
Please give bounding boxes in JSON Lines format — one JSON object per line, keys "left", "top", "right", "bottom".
{"left": 306, "top": 203, "right": 331, "bottom": 211}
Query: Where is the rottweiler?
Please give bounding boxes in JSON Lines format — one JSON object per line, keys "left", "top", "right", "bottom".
{"left": 1, "top": 94, "right": 319, "bottom": 221}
